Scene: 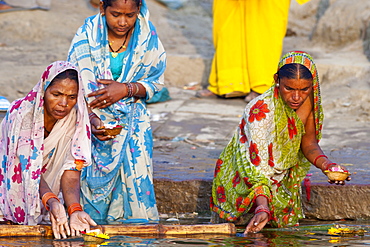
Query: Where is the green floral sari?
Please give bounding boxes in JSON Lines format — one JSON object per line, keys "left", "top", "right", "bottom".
{"left": 211, "top": 51, "right": 324, "bottom": 227}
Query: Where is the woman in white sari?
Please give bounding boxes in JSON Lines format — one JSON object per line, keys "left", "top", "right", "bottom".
{"left": 0, "top": 61, "right": 96, "bottom": 239}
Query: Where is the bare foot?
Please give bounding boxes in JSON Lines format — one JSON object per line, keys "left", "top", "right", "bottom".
{"left": 244, "top": 91, "right": 261, "bottom": 103}
{"left": 195, "top": 89, "right": 217, "bottom": 98}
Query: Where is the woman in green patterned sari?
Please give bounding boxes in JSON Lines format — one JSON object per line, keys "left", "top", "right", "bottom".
{"left": 211, "top": 51, "right": 351, "bottom": 234}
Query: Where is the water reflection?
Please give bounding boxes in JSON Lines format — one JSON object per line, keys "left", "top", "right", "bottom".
{"left": 1, "top": 222, "right": 370, "bottom": 246}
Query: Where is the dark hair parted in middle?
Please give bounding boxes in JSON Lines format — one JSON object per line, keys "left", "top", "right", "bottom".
{"left": 102, "top": 0, "right": 141, "bottom": 10}
{"left": 277, "top": 63, "right": 313, "bottom": 80}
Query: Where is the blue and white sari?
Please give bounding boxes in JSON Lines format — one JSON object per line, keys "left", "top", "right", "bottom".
{"left": 67, "top": 0, "right": 166, "bottom": 223}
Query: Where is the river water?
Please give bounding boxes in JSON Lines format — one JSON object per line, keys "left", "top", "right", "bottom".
{"left": 1, "top": 220, "right": 370, "bottom": 246}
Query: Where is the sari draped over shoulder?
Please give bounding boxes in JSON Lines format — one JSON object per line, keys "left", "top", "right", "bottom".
{"left": 67, "top": 0, "right": 166, "bottom": 222}
{"left": 211, "top": 51, "right": 324, "bottom": 227}
{"left": 0, "top": 61, "right": 91, "bottom": 225}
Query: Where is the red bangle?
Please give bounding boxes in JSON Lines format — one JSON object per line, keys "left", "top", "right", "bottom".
{"left": 254, "top": 205, "right": 271, "bottom": 220}
{"left": 313, "top": 155, "right": 328, "bottom": 167}
{"left": 67, "top": 203, "right": 83, "bottom": 216}
{"left": 41, "top": 192, "right": 60, "bottom": 211}
{"left": 324, "top": 162, "right": 337, "bottom": 171}
{"left": 255, "top": 209, "right": 271, "bottom": 220}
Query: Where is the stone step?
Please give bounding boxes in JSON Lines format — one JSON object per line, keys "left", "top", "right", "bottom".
{"left": 154, "top": 179, "right": 370, "bottom": 221}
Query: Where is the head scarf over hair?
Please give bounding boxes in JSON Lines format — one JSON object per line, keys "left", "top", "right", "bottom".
{"left": 276, "top": 50, "right": 323, "bottom": 141}
{"left": 0, "top": 61, "right": 91, "bottom": 225}
{"left": 211, "top": 51, "right": 324, "bottom": 227}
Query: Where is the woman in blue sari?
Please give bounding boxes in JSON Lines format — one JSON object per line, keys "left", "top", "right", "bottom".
{"left": 67, "top": 0, "right": 166, "bottom": 223}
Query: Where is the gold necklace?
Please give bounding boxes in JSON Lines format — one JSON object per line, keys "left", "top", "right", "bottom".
{"left": 109, "top": 32, "right": 129, "bottom": 58}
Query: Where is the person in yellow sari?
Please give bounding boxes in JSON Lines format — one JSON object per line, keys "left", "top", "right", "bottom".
{"left": 197, "top": 0, "right": 310, "bottom": 102}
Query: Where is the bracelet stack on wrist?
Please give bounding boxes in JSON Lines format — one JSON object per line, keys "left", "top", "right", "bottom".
{"left": 67, "top": 203, "right": 83, "bottom": 216}
{"left": 126, "top": 83, "right": 140, "bottom": 98}
{"left": 41, "top": 192, "right": 60, "bottom": 211}
{"left": 88, "top": 112, "right": 98, "bottom": 122}
{"left": 254, "top": 205, "right": 271, "bottom": 220}
{"left": 126, "top": 83, "right": 134, "bottom": 97}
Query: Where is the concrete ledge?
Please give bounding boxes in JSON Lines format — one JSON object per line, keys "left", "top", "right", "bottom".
{"left": 302, "top": 184, "right": 370, "bottom": 220}
{"left": 154, "top": 179, "right": 212, "bottom": 214}
{"left": 154, "top": 179, "right": 370, "bottom": 220}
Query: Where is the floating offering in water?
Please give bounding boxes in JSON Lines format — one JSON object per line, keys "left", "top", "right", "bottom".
{"left": 103, "top": 124, "right": 123, "bottom": 136}
{"left": 328, "top": 226, "right": 366, "bottom": 236}
{"left": 82, "top": 229, "right": 110, "bottom": 243}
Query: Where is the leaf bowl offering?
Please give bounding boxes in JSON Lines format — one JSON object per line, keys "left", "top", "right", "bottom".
{"left": 324, "top": 166, "right": 350, "bottom": 181}
{"left": 103, "top": 124, "right": 123, "bottom": 136}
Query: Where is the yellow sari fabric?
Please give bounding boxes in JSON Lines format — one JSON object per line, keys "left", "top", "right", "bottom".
{"left": 208, "top": 0, "right": 306, "bottom": 96}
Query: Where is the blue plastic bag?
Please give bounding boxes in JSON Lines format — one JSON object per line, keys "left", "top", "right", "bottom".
{"left": 0, "top": 96, "right": 10, "bottom": 111}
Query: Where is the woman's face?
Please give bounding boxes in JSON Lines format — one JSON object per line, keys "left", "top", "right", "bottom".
{"left": 101, "top": 0, "right": 140, "bottom": 38}
{"left": 44, "top": 78, "right": 78, "bottom": 122}
{"left": 277, "top": 77, "right": 313, "bottom": 110}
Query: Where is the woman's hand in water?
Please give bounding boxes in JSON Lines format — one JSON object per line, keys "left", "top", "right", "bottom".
{"left": 69, "top": 211, "right": 97, "bottom": 237}
{"left": 244, "top": 211, "right": 270, "bottom": 234}
{"left": 49, "top": 200, "right": 70, "bottom": 239}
